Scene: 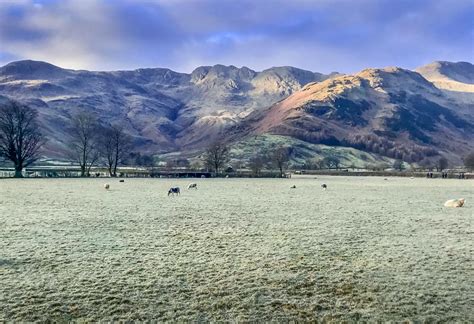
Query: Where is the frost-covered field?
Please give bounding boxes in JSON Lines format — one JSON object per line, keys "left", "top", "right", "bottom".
{"left": 0, "top": 177, "right": 472, "bottom": 322}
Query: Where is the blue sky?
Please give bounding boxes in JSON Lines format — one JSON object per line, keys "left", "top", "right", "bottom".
{"left": 0, "top": 0, "right": 472, "bottom": 73}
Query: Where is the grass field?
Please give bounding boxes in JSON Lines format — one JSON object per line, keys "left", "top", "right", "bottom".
{"left": 0, "top": 176, "right": 472, "bottom": 321}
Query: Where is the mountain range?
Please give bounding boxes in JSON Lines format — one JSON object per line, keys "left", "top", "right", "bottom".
{"left": 0, "top": 60, "right": 472, "bottom": 166}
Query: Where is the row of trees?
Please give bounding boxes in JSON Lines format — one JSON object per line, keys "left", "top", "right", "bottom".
{"left": 2, "top": 101, "right": 474, "bottom": 177}
{"left": 302, "top": 156, "right": 342, "bottom": 170}
{"left": 306, "top": 156, "right": 450, "bottom": 172}
{"left": 203, "top": 144, "right": 292, "bottom": 177}
{"left": 69, "top": 112, "right": 131, "bottom": 177}
{"left": 0, "top": 101, "right": 132, "bottom": 177}
{"left": 204, "top": 148, "right": 460, "bottom": 176}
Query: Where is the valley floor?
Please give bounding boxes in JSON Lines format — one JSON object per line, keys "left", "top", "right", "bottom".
{"left": 0, "top": 177, "right": 472, "bottom": 321}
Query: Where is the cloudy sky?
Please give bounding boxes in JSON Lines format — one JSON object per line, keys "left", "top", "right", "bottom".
{"left": 0, "top": 0, "right": 472, "bottom": 73}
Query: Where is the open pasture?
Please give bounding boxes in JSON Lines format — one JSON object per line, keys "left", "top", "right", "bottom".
{"left": 0, "top": 176, "right": 472, "bottom": 321}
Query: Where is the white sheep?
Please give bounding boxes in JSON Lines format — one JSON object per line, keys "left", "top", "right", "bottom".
{"left": 104, "top": 183, "right": 110, "bottom": 190}
{"left": 444, "top": 198, "right": 465, "bottom": 208}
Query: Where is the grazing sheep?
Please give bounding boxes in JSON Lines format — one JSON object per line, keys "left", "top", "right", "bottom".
{"left": 188, "top": 183, "right": 197, "bottom": 190}
{"left": 168, "top": 187, "right": 180, "bottom": 196}
{"left": 444, "top": 198, "right": 465, "bottom": 208}
{"left": 119, "top": 179, "right": 125, "bottom": 183}
{"left": 290, "top": 185, "right": 296, "bottom": 189}
{"left": 104, "top": 184, "right": 110, "bottom": 190}
{"left": 321, "top": 184, "right": 327, "bottom": 190}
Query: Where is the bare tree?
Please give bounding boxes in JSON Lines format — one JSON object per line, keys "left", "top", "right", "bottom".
{"left": 464, "top": 152, "right": 474, "bottom": 171}
{"left": 0, "top": 101, "right": 45, "bottom": 177}
{"left": 69, "top": 112, "right": 99, "bottom": 177}
{"left": 203, "top": 140, "right": 230, "bottom": 175}
{"left": 99, "top": 124, "right": 132, "bottom": 177}
{"left": 271, "top": 146, "right": 290, "bottom": 177}
{"left": 303, "top": 158, "right": 324, "bottom": 170}
{"left": 248, "top": 152, "right": 267, "bottom": 177}
{"left": 437, "top": 157, "right": 448, "bottom": 171}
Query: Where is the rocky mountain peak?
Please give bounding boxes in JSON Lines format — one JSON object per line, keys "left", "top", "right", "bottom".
{"left": 416, "top": 61, "right": 474, "bottom": 84}
{"left": 190, "top": 64, "right": 257, "bottom": 86}
{"left": 355, "top": 66, "right": 438, "bottom": 94}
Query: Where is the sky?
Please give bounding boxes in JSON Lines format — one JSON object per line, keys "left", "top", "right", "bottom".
{"left": 0, "top": 0, "right": 473, "bottom": 73}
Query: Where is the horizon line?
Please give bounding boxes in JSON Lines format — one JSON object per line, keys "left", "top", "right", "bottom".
{"left": 2, "top": 58, "right": 472, "bottom": 75}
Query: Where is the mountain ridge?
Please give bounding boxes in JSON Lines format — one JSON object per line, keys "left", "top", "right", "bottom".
{"left": 227, "top": 62, "right": 473, "bottom": 164}
{"left": 0, "top": 59, "right": 472, "bottom": 164}
{"left": 0, "top": 59, "right": 337, "bottom": 155}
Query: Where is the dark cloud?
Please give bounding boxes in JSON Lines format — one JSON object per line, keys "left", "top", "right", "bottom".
{"left": 0, "top": 0, "right": 472, "bottom": 73}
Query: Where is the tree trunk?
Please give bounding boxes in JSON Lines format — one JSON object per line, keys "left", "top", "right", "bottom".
{"left": 14, "top": 166, "right": 23, "bottom": 178}
{"left": 113, "top": 147, "right": 119, "bottom": 177}
{"left": 112, "top": 160, "right": 118, "bottom": 177}
{"left": 81, "top": 148, "right": 87, "bottom": 177}
{"left": 86, "top": 163, "right": 93, "bottom": 177}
